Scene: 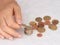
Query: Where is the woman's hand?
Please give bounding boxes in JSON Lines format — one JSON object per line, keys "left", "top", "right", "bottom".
{"left": 0, "top": 0, "right": 22, "bottom": 40}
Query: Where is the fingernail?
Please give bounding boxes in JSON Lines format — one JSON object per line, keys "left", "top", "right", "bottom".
{"left": 9, "top": 37, "right": 13, "bottom": 40}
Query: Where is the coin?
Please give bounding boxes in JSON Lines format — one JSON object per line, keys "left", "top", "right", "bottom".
{"left": 44, "top": 20, "right": 51, "bottom": 25}
{"left": 24, "top": 29, "right": 33, "bottom": 35}
{"left": 37, "top": 27, "right": 45, "bottom": 33}
{"left": 52, "top": 20, "right": 59, "bottom": 25}
{"left": 48, "top": 24, "right": 57, "bottom": 30}
{"left": 24, "top": 26, "right": 33, "bottom": 35}
{"left": 35, "top": 17, "right": 42, "bottom": 22}
{"left": 32, "top": 25, "right": 38, "bottom": 30}
{"left": 24, "top": 26, "right": 32, "bottom": 30}
{"left": 38, "top": 22, "right": 44, "bottom": 27}
{"left": 43, "top": 16, "right": 51, "bottom": 21}
{"left": 29, "top": 21, "right": 37, "bottom": 26}
{"left": 37, "top": 33, "right": 43, "bottom": 37}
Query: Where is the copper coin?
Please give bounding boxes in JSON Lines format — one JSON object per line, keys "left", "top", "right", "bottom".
{"left": 37, "top": 27, "right": 45, "bottom": 33}
{"left": 37, "top": 33, "right": 43, "bottom": 37}
{"left": 43, "top": 16, "right": 51, "bottom": 21}
{"left": 35, "top": 17, "right": 42, "bottom": 22}
{"left": 52, "top": 20, "right": 59, "bottom": 25}
{"left": 44, "top": 20, "right": 51, "bottom": 25}
{"left": 29, "top": 21, "right": 37, "bottom": 26}
{"left": 48, "top": 24, "right": 57, "bottom": 30}
{"left": 38, "top": 22, "right": 45, "bottom": 27}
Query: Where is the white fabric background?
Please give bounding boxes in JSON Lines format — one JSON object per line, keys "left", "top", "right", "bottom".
{"left": 0, "top": 0, "right": 60, "bottom": 45}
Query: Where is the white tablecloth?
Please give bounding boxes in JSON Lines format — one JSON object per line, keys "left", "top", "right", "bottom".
{"left": 0, "top": 0, "right": 60, "bottom": 45}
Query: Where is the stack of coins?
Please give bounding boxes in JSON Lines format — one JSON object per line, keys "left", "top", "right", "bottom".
{"left": 22, "top": 15, "right": 59, "bottom": 38}
{"left": 24, "top": 26, "right": 33, "bottom": 35}
{"left": 20, "top": 24, "right": 33, "bottom": 35}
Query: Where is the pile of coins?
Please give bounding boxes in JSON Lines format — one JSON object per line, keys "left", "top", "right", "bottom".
{"left": 22, "top": 16, "right": 59, "bottom": 38}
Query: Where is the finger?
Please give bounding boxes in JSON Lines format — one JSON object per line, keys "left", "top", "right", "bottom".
{"left": 3, "top": 8, "right": 20, "bottom": 29}
{"left": 4, "top": 26, "right": 21, "bottom": 38}
{"left": 0, "top": 17, "right": 21, "bottom": 38}
{"left": 13, "top": 3, "right": 22, "bottom": 24}
{"left": 0, "top": 34, "right": 4, "bottom": 39}
{"left": 0, "top": 28, "right": 13, "bottom": 40}
{"left": 0, "top": 17, "right": 13, "bottom": 40}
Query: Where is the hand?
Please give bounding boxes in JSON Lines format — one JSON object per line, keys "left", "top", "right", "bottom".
{"left": 0, "top": 1, "right": 22, "bottom": 40}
